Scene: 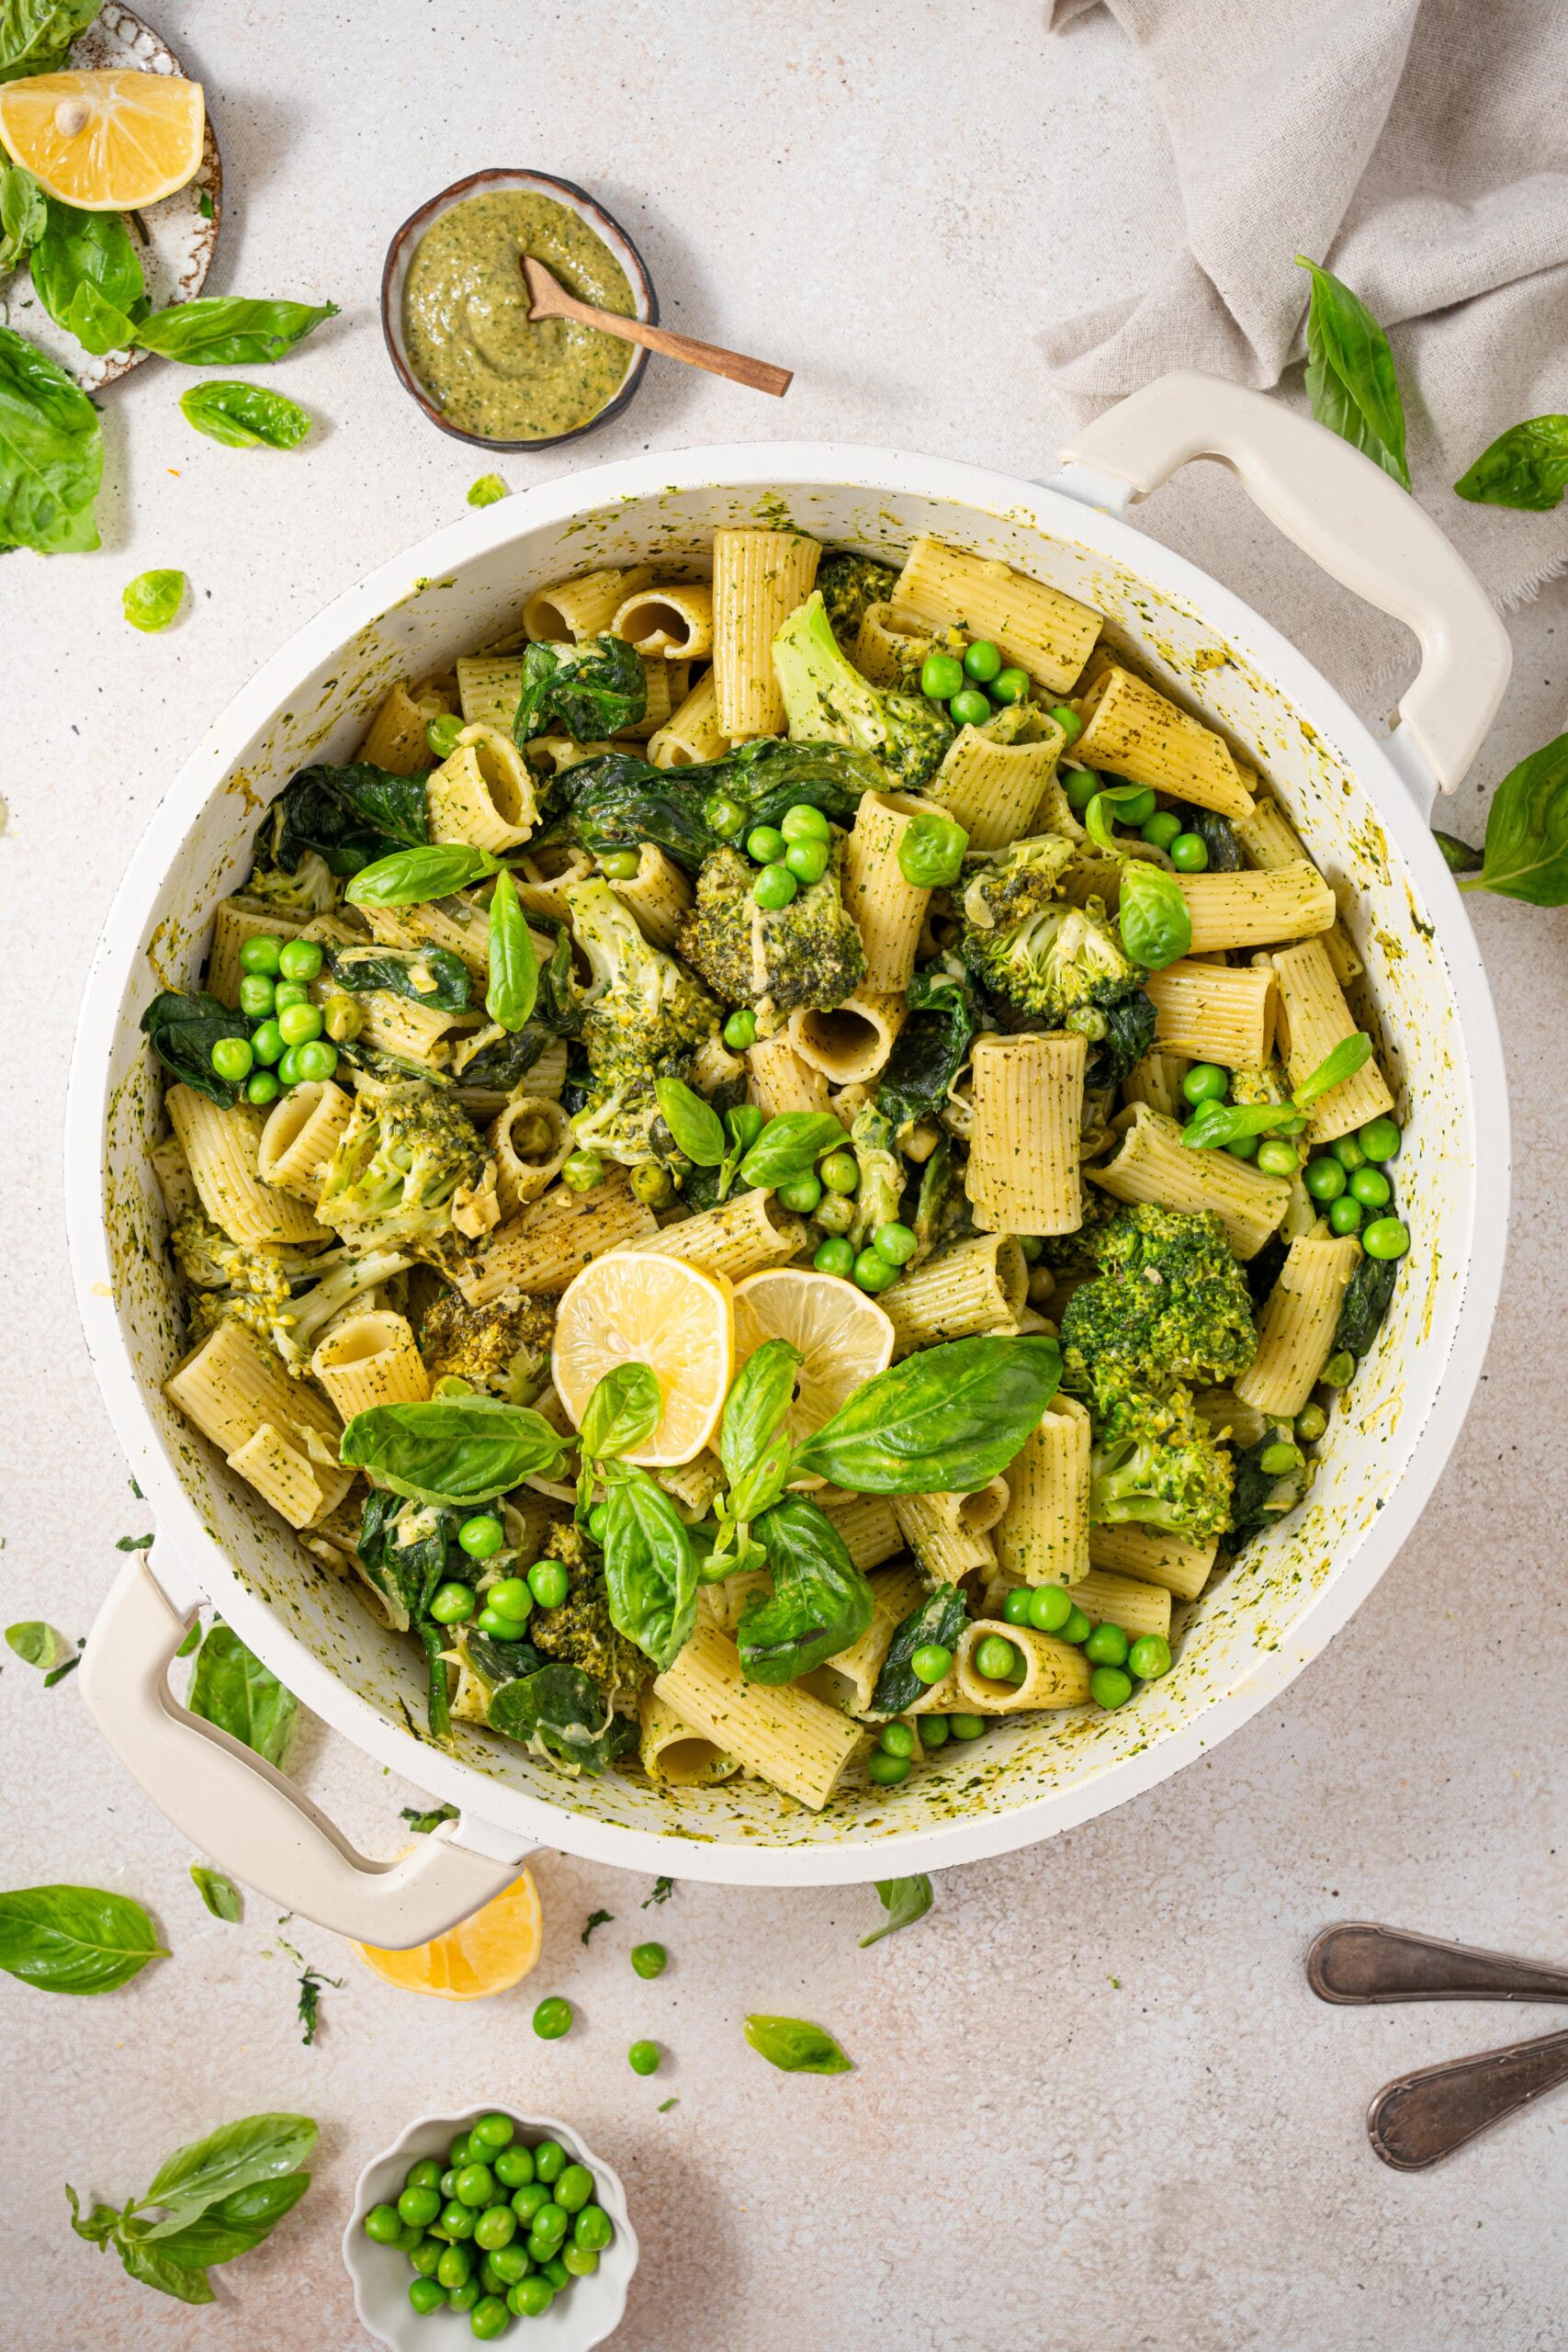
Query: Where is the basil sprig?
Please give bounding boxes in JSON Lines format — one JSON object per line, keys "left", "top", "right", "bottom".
{"left": 0, "top": 1885, "right": 167, "bottom": 1996}
{"left": 1181, "top": 1035, "right": 1372, "bottom": 1151}
{"left": 739, "top": 1110, "right": 845, "bottom": 1191}
{"left": 655, "top": 1077, "right": 727, "bottom": 1168}
{"left": 702, "top": 1339, "right": 799, "bottom": 1586}
{"left": 344, "top": 843, "right": 500, "bottom": 907}
{"left": 66, "top": 2111, "right": 316, "bottom": 2304}
{"left": 744, "top": 2015, "right": 852, "bottom": 2075}
{"left": 1117, "top": 861, "right": 1191, "bottom": 969}
{"left": 1454, "top": 415, "right": 1568, "bottom": 512}
{"left": 790, "top": 1333, "right": 1063, "bottom": 1494}
{"left": 340, "top": 1396, "right": 567, "bottom": 1508}
{"left": 186, "top": 1624, "right": 299, "bottom": 1769}
{"left": 737, "top": 1498, "right": 874, "bottom": 1685}
{"left": 1430, "top": 732, "right": 1568, "bottom": 907}
{"left": 861, "top": 1874, "right": 934, "bottom": 1947}
{"left": 484, "top": 868, "right": 537, "bottom": 1032}
{"left": 1295, "top": 255, "right": 1411, "bottom": 491}
{"left": 600, "top": 1466, "right": 698, "bottom": 1671}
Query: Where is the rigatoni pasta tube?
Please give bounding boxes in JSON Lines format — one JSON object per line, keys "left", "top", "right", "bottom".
{"left": 787, "top": 991, "right": 905, "bottom": 1086}
{"left": 997, "top": 1396, "right": 1091, "bottom": 1588}
{"left": 851, "top": 601, "right": 929, "bottom": 687}
{"left": 207, "top": 900, "right": 304, "bottom": 1008}
{"left": 359, "top": 677, "right": 448, "bottom": 775}
{"left": 927, "top": 719, "right": 1066, "bottom": 851}
{"left": 954, "top": 1620, "right": 1091, "bottom": 1712}
{"left": 713, "top": 527, "right": 820, "bottom": 738}
{"left": 165, "top": 1087, "right": 327, "bottom": 1249}
{"left": 1088, "top": 1522, "right": 1216, "bottom": 1602}
{"left": 456, "top": 653, "right": 524, "bottom": 730}
{"left": 1143, "top": 959, "right": 1276, "bottom": 1068}
{"left": 892, "top": 1484, "right": 1006, "bottom": 1584}
{"left": 1176, "top": 861, "right": 1336, "bottom": 954}
{"left": 165, "top": 1316, "right": 343, "bottom": 1461}
{"left": 455, "top": 1172, "right": 658, "bottom": 1302}
{"left": 1233, "top": 792, "right": 1362, "bottom": 982}
{"left": 427, "top": 729, "right": 537, "bottom": 854}
{"left": 512, "top": 849, "right": 594, "bottom": 929}
{"left": 745, "top": 1033, "right": 833, "bottom": 1120}
{"left": 615, "top": 658, "right": 683, "bottom": 742}
{"left": 893, "top": 536, "right": 1100, "bottom": 693}
{"left": 226, "top": 1422, "right": 351, "bottom": 1530}
{"left": 1234, "top": 1235, "right": 1360, "bottom": 1416}
{"left": 257, "top": 1080, "right": 355, "bottom": 1201}
{"left": 1073, "top": 667, "right": 1255, "bottom": 820}
{"left": 1088, "top": 1103, "right": 1290, "bottom": 1260}
{"left": 524, "top": 562, "right": 652, "bottom": 644}
{"left": 643, "top": 1189, "right": 805, "bottom": 1283}
{"left": 1064, "top": 1567, "right": 1172, "bottom": 1642}
{"left": 967, "top": 1032, "right": 1086, "bottom": 1236}
{"left": 653, "top": 1621, "right": 862, "bottom": 1810}
{"left": 841, "top": 794, "right": 931, "bottom": 991}
{"left": 638, "top": 1689, "right": 740, "bottom": 1786}
{"left": 613, "top": 582, "right": 715, "bottom": 660}
{"left": 1122, "top": 1050, "right": 1188, "bottom": 1118}
{"left": 818, "top": 1493, "right": 904, "bottom": 1573}
{"left": 883, "top": 1234, "right": 1028, "bottom": 1355}
{"left": 311, "top": 1309, "right": 431, "bottom": 1419}
{"left": 607, "top": 843, "right": 693, "bottom": 951}
{"left": 487, "top": 1097, "right": 571, "bottom": 1219}
{"left": 649, "top": 669, "right": 729, "bottom": 769}
{"left": 1270, "top": 938, "right": 1396, "bottom": 1143}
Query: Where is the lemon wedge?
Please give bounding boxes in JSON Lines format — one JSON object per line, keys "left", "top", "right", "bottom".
{"left": 0, "top": 70, "right": 204, "bottom": 210}
{"left": 732, "top": 1266, "right": 894, "bottom": 1455}
{"left": 553, "top": 1249, "right": 734, "bottom": 1467}
{"left": 355, "top": 1867, "right": 542, "bottom": 2002}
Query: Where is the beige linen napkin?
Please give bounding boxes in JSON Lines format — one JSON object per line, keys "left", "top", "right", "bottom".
{"left": 1044, "top": 0, "right": 1568, "bottom": 707}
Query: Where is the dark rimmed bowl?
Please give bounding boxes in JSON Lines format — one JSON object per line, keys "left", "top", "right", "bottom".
{"left": 380, "top": 169, "right": 658, "bottom": 453}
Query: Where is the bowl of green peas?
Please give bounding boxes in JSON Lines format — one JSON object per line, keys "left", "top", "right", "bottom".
{"left": 344, "top": 2106, "right": 637, "bottom": 2347}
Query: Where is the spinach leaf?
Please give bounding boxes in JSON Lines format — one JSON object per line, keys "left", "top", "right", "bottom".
{"left": 461, "top": 1628, "right": 545, "bottom": 1694}
{"left": 186, "top": 1624, "right": 299, "bottom": 1769}
{"left": 487, "top": 1663, "right": 637, "bottom": 1776}
{"left": 870, "top": 1583, "right": 967, "bottom": 1716}
{"left": 453, "top": 1020, "right": 552, "bottom": 1091}
{"left": 643, "top": 1875, "right": 674, "bottom": 1905}
{"left": 0, "top": 322, "right": 103, "bottom": 551}
{"left": 485, "top": 868, "right": 536, "bottom": 1032}
{"left": 0, "top": 0, "right": 101, "bottom": 81}
{"left": 341, "top": 1396, "right": 567, "bottom": 1508}
{"left": 355, "top": 1487, "right": 457, "bottom": 1620}
{"left": 1455, "top": 415, "right": 1568, "bottom": 511}
{"left": 344, "top": 843, "right": 496, "bottom": 907}
{"left": 6, "top": 1619, "right": 66, "bottom": 1668}
{"left": 0, "top": 165, "right": 46, "bottom": 269}
{"left": 1447, "top": 731, "right": 1568, "bottom": 906}
{"left": 911, "top": 1132, "right": 954, "bottom": 1261}
{"left": 581, "top": 1363, "right": 662, "bottom": 1463}
{"left": 791, "top": 1333, "right": 1064, "bottom": 1495}
{"left": 601, "top": 1465, "right": 697, "bottom": 1669}
{"left": 654, "top": 1076, "right": 726, "bottom": 1167}
{"left": 1295, "top": 254, "right": 1411, "bottom": 491}
{"left": 327, "top": 943, "right": 470, "bottom": 1009}
{"left": 0, "top": 1885, "right": 166, "bottom": 1995}
{"left": 1118, "top": 862, "right": 1191, "bottom": 969}
{"left": 738, "top": 1498, "right": 874, "bottom": 1684}
{"left": 135, "top": 2112, "right": 317, "bottom": 2237}
{"left": 273, "top": 760, "right": 430, "bottom": 876}
{"left": 417, "top": 1619, "right": 451, "bottom": 1738}
{"left": 860, "top": 1874, "right": 934, "bottom": 1946}
{"left": 877, "top": 963, "right": 977, "bottom": 1133}
{"left": 1333, "top": 1250, "right": 1398, "bottom": 1359}
{"left": 29, "top": 198, "right": 143, "bottom": 355}
{"left": 552, "top": 737, "right": 874, "bottom": 871}
{"left": 531, "top": 917, "right": 589, "bottom": 1035}
{"left": 123, "top": 568, "right": 185, "bottom": 632}
{"left": 739, "top": 1111, "right": 845, "bottom": 1190}
{"left": 140, "top": 989, "right": 252, "bottom": 1105}
{"left": 513, "top": 632, "right": 646, "bottom": 744}
{"left": 1086, "top": 988, "right": 1156, "bottom": 1091}
{"left": 743, "top": 2014, "right": 852, "bottom": 2075}
{"left": 179, "top": 380, "right": 311, "bottom": 450}
{"left": 1227, "top": 1438, "right": 1298, "bottom": 1547}
{"left": 296, "top": 1959, "right": 338, "bottom": 2044}
{"left": 189, "top": 1867, "right": 241, "bottom": 1924}
{"left": 133, "top": 296, "right": 337, "bottom": 366}
{"left": 687, "top": 737, "right": 876, "bottom": 832}
{"left": 1169, "top": 805, "right": 1245, "bottom": 872}
{"left": 133, "top": 2171, "right": 310, "bottom": 2270}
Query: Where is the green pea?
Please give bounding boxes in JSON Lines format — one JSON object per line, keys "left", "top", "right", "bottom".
{"left": 1258, "top": 1441, "right": 1303, "bottom": 1476}
{"left": 250, "top": 1017, "right": 284, "bottom": 1066}
{"left": 777, "top": 1171, "right": 823, "bottom": 1213}
{"left": 474, "top": 2204, "right": 516, "bottom": 2251}
{"left": 813, "top": 1236, "right": 856, "bottom": 1276}
{"left": 871, "top": 1220, "right": 917, "bottom": 1266}
{"left": 1361, "top": 1216, "right": 1409, "bottom": 1260}
{"left": 531, "top": 2144, "right": 563, "bottom": 2187}
{"left": 1027, "top": 1583, "right": 1073, "bottom": 1634}
{"left": 974, "top": 1634, "right": 1023, "bottom": 1681}
{"left": 493, "top": 2145, "right": 534, "bottom": 2189}
{"left": 274, "top": 978, "right": 310, "bottom": 1011}
{"left": 781, "top": 801, "right": 831, "bottom": 843}
{"left": 1084, "top": 1622, "right": 1130, "bottom": 1668}
{"left": 278, "top": 937, "right": 323, "bottom": 982}
{"left": 1090, "top": 1665, "right": 1134, "bottom": 1709}
{"left": 1256, "top": 1138, "right": 1300, "bottom": 1178}
{"left": 990, "top": 664, "right": 1031, "bottom": 704}
{"left": 728, "top": 1104, "right": 764, "bottom": 1153}
{"left": 1327, "top": 1195, "right": 1363, "bottom": 1235}
{"left": 705, "top": 793, "right": 747, "bottom": 839}
{"left": 1321, "top": 1350, "right": 1356, "bottom": 1388}
{"left": 323, "top": 991, "right": 363, "bottom": 1042}
{"left": 1358, "top": 1115, "right": 1402, "bottom": 1162}
{"left": 920, "top": 1713, "right": 950, "bottom": 1746}
{"left": 1295, "top": 1403, "right": 1328, "bottom": 1443}
{"left": 475, "top": 1606, "right": 529, "bottom": 1640}
{"left": 210, "top": 1035, "right": 254, "bottom": 1082}
{"left": 512, "top": 2276, "right": 554, "bottom": 2317}
{"left": 852, "top": 1249, "right": 899, "bottom": 1294}
{"left": 1141, "top": 810, "right": 1183, "bottom": 850}
{"left": 364, "top": 2202, "right": 402, "bottom": 2245}
{"left": 1181, "top": 1062, "right": 1228, "bottom": 1105}
{"left": 238, "top": 972, "right": 276, "bottom": 1017}
{"left": 868, "top": 1751, "right": 911, "bottom": 1784}
{"left": 542, "top": 2256, "right": 572, "bottom": 2290}
{"left": 1348, "top": 1165, "right": 1391, "bottom": 1207}
{"left": 533, "top": 1996, "right": 572, "bottom": 2041}
{"left": 511, "top": 2184, "right": 549, "bottom": 2224}
{"left": 631, "top": 1939, "right": 667, "bottom": 1978}
{"left": 440, "top": 2171, "right": 460, "bottom": 2201}
{"left": 239, "top": 933, "right": 283, "bottom": 976}
{"left": 470, "top": 2295, "right": 510, "bottom": 2341}
{"left": 784, "top": 836, "right": 829, "bottom": 885}
{"left": 753, "top": 861, "right": 798, "bottom": 910}
{"left": 277, "top": 999, "right": 323, "bottom": 1047}
{"left": 1061, "top": 764, "right": 1099, "bottom": 811}
{"left": 399, "top": 2184, "right": 442, "bottom": 2228}
{"left": 486, "top": 2242, "right": 529, "bottom": 2284}
{"left": 1002, "top": 1588, "right": 1034, "bottom": 1626}
{"left": 440, "top": 2200, "right": 476, "bottom": 2240}
{"left": 1169, "top": 831, "right": 1210, "bottom": 872}
{"left": 950, "top": 685, "right": 992, "bottom": 728}
{"left": 455, "top": 2163, "right": 495, "bottom": 2208}
{"left": 909, "top": 1641, "right": 953, "bottom": 1685}
{"left": 628, "top": 2038, "right": 661, "bottom": 2075}
{"left": 1117, "top": 786, "right": 1157, "bottom": 827}
{"left": 447, "top": 2279, "right": 480, "bottom": 2312}
{"left": 1225, "top": 1133, "right": 1260, "bottom": 1160}
{"left": 436, "top": 2243, "right": 473, "bottom": 2290}
{"left": 452, "top": 1514, "right": 502, "bottom": 1565}
{"left": 561, "top": 1150, "right": 604, "bottom": 1193}
{"left": 295, "top": 1038, "right": 339, "bottom": 1084}
{"left": 1304, "top": 1155, "right": 1346, "bottom": 1201}
{"left": 409, "top": 2277, "right": 446, "bottom": 2315}
{"left": 631, "top": 1161, "right": 675, "bottom": 1207}
{"left": 410, "top": 2235, "right": 444, "bottom": 2275}
{"left": 747, "top": 824, "right": 787, "bottom": 865}
{"left": 527, "top": 1559, "right": 570, "bottom": 1610}
{"left": 424, "top": 711, "right": 464, "bottom": 761}
{"left": 486, "top": 1577, "right": 533, "bottom": 1621}
{"left": 592, "top": 846, "right": 639, "bottom": 882}
{"left": 525, "top": 2231, "right": 558, "bottom": 2266}
{"left": 448, "top": 2135, "right": 472, "bottom": 2167}
{"left": 723, "top": 1008, "right": 758, "bottom": 1050}
{"left": 947, "top": 1712, "right": 986, "bottom": 1741}
{"left": 1061, "top": 1603, "right": 1092, "bottom": 1645}
{"left": 429, "top": 1581, "right": 477, "bottom": 1625}
{"left": 879, "top": 1720, "right": 916, "bottom": 1758}
{"left": 963, "top": 638, "right": 1002, "bottom": 684}
{"left": 1049, "top": 703, "right": 1082, "bottom": 741}
{"left": 554, "top": 2164, "right": 593, "bottom": 2212}
{"left": 530, "top": 2200, "right": 568, "bottom": 2243}
{"left": 564, "top": 2245, "right": 600, "bottom": 2277}
{"left": 818, "top": 1150, "right": 859, "bottom": 1194}
{"left": 920, "top": 650, "right": 965, "bottom": 700}
{"left": 246, "top": 1070, "right": 281, "bottom": 1105}
{"left": 1330, "top": 1134, "right": 1365, "bottom": 1170}
{"left": 1127, "top": 1634, "right": 1172, "bottom": 1680}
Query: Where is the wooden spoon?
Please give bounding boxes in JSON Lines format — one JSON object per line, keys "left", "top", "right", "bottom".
{"left": 521, "top": 255, "right": 792, "bottom": 398}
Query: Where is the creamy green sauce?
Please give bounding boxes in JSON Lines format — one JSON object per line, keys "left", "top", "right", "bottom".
{"left": 401, "top": 190, "right": 635, "bottom": 441}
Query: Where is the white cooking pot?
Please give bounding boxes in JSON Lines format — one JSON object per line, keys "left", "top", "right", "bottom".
{"left": 69, "top": 375, "right": 1514, "bottom": 1946}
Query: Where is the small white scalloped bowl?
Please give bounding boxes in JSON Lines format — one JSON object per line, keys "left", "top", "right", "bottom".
{"left": 343, "top": 2107, "right": 638, "bottom": 2350}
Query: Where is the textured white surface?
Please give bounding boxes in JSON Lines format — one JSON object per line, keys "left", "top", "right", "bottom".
{"left": 2, "top": 6, "right": 1566, "bottom": 2349}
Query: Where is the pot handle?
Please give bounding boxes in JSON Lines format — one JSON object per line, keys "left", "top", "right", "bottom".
{"left": 80, "top": 1552, "right": 535, "bottom": 1950}
{"left": 1049, "top": 369, "right": 1512, "bottom": 806}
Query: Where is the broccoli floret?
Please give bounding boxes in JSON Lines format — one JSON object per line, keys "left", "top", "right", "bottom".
{"left": 419, "top": 1287, "right": 555, "bottom": 1403}
{"left": 847, "top": 1102, "right": 904, "bottom": 1248}
{"left": 959, "top": 832, "right": 1075, "bottom": 927}
{"left": 1061, "top": 1202, "right": 1258, "bottom": 1390}
{"left": 316, "top": 1082, "right": 494, "bottom": 1268}
{"left": 173, "top": 1210, "right": 413, "bottom": 1369}
{"left": 816, "top": 551, "right": 900, "bottom": 644}
{"left": 245, "top": 808, "right": 342, "bottom": 916}
{"left": 773, "top": 590, "right": 954, "bottom": 792}
{"left": 962, "top": 866, "right": 1135, "bottom": 1024}
{"left": 564, "top": 876, "right": 721, "bottom": 1167}
{"left": 678, "top": 843, "right": 865, "bottom": 1035}
{"left": 528, "top": 1521, "right": 649, "bottom": 1711}
{"left": 1085, "top": 1366, "right": 1235, "bottom": 1544}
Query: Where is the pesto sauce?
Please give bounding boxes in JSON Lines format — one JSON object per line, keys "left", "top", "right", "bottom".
{"left": 402, "top": 190, "right": 635, "bottom": 441}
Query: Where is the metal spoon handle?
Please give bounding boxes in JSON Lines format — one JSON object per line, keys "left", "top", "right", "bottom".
{"left": 1307, "top": 1921, "right": 1568, "bottom": 2006}
{"left": 1368, "top": 2026, "right": 1568, "bottom": 2169}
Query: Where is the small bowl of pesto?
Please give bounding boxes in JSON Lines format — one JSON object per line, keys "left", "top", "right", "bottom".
{"left": 381, "top": 168, "right": 657, "bottom": 450}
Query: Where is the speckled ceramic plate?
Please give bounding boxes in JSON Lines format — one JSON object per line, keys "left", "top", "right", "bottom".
{"left": 6, "top": 0, "right": 222, "bottom": 390}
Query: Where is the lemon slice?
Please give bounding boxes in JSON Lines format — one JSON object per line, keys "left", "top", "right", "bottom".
{"left": 732, "top": 1267, "right": 894, "bottom": 1455}
{"left": 354, "top": 1867, "right": 542, "bottom": 2002}
{"left": 0, "top": 70, "right": 205, "bottom": 209}
{"left": 553, "top": 1249, "right": 733, "bottom": 1467}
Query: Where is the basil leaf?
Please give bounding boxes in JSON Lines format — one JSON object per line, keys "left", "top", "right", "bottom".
{"left": 6, "top": 1619, "right": 65, "bottom": 1668}
{"left": 1295, "top": 254, "right": 1411, "bottom": 491}
{"left": 1454, "top": 731, "right": 1568, "bottom": 906}
{"left": 655, "top": 1076, "right": 726, "bottom": 1167}
{"left": 401, "top": 1802, "right": 458, "bottom": 1833}
{"left": 738, "top": 1498, "right": 874, "bottom": 1684}
{"left": 487, "top": 1663, "right": 636, "bottom": 1777}
{"left": 1181, "top": 1100, "right": 1299, "bottom": 1151}
{"left": 1454, "top": 415, "right": 1568, "bottom": 512}
{"left": 860, "top": 1873, "right": 934, "bottom": 1947}
{"left": 340, "top": 1396, "right": 567, "bottom": 1508}
{"left": 0, "top": 0, "right": 100, "bottom": 82}
{"left": 1292, "top": 1031, "right": 1372, "bottom": 1108}
{"left": 65, "top": 2186, "right": 121, "bottom": 2245}
{"left": 869, "top": 1583, "right": 967, "bottom": 1717}
{"left": 134, "top": 2171, "right": 311, "bottom": 2270}
{"left": 718, "top": 1338, "right": 800, "bottom": 1497}
{"left": 179, "top": 380, "right": 312, "bottom": 450}
{"left": 136, "top": 2113, "right": 318, "bottom": 2237}
{"left": 117, "top": 2238, "right": 214, "bottom": 2302}
{"left": 28, "top": 198, "right": 144, "bottom": 352}
{"left": 897, "top": 811, "right": 967, "bottom": 888}
{"left": 468, "top": 472, "right": 507, "bottom": 506}
{"left": 0, "top": 1885, "right": 166, "bottom": 1995}
{"left": 739, "top": 1111, "right": 845, "bottom": 1191}
{"left": 601, "top": 1464, "right": 698, "bottom": 1670}
{"left": 581, "top": 1362, "right": 662, "bottom": 1461}
{"left": 123, "top": 569, "right": 185, "bottom": 633}
{"left": 0, "top": 322, "right": 103, "bottom": 552}
{"left": 0, "top": 167, "right": 47, "bottom": 271}
{"left": 1432, "top": 829, "right": 1484, "bottom": 876}
{"left": 186, "top": 1624, "right": 299, "bottom": 1769}
{"left": 274, "top": 760, "right": 431, "bottom": 875}
{"left": 743, "top": 2014, "right": 852, "bottom": 2075}
{"left": 133, "top": 296, "right": 338, "bottom": 366}
{"left": 60, "top": 275, "right": 135, "bottom": 356}
{"left": 1085, "top": 784, "right": 1151, "bottom": 854}
{"left": 1117, "top": 861, "right": 1192, "bottom": 970}
{"left": 139, "top": 990, "right": 253, "bottom": 1105}
{"left": 327, "top": 944, "right": 470, "bottom": 1010}
{"left": 189, "top": 1867, "right": 241, "bottom": 1924}
{"left": 791, "top": 1333, "right": 1063, "bottom": 1494}
{"left": 345, "top": 843, "right": 495, "bottom": 907}
{"left": 513, "top": 632, "right": 646, "bottom": 745}
{"left": 485, "top": 868, "right": 537, "bottom": 1032}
